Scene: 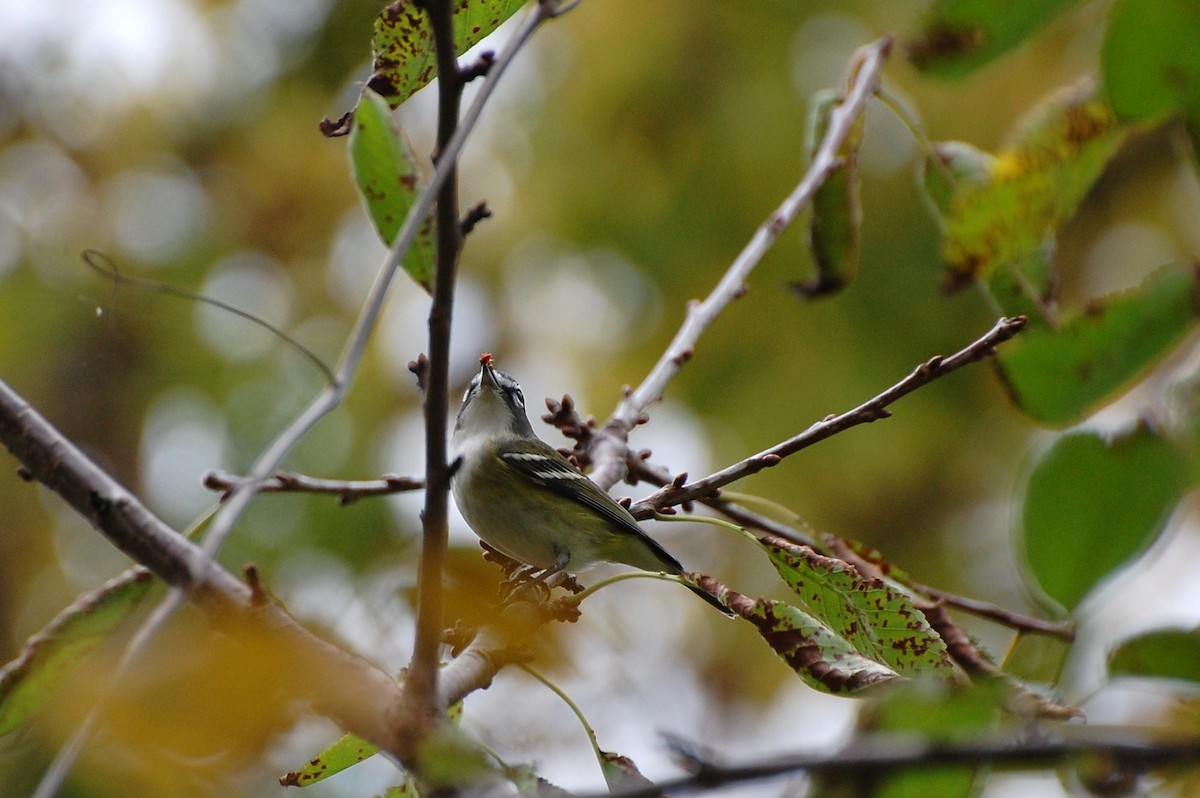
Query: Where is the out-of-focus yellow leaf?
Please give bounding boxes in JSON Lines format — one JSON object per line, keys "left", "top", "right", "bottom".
{"left": 941, "top": 83, "right": 1125, "bottom": 289}
{"left": 0, "top": 567, "right": 154, "bottom": 737}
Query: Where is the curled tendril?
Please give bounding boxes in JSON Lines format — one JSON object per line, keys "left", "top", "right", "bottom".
{"left": 82, "top": 249, "right": 334, "bottom": 385}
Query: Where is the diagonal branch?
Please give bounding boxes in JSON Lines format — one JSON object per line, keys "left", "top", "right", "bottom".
{"left": 631, "top": 315, "right": 1026, "bottom": 513}
{"left": 589, "top": 35, "right": 894, "bottom": 491}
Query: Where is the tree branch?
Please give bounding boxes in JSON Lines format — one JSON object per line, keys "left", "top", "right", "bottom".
{"left": 589, "top": 35, "right": 894, "bottom": 491}
{"left": 632, "top": 315, "right": 1026, "bottom": 513}
{"left": 406, "top": 0, "right": 573, "bottom": 764}
{"left": 203, "top": 469, "right": 424, "bottom": 503}
{"left": 623, "top": 380, "right": 1071, "bottom": 645}
{"left": 401, "top": 0, "right": 467, "bottom": 748}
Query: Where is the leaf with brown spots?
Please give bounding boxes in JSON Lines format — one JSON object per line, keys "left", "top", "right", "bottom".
{"left": 368, "top": 0, "right": 527, "bottom": 108}
{"left": 714, "top": 586, "right": 900, "bottom": 695}
{"left": 754, "top": 535, "right": 958, "bottom": 681}
{"left": 937, "top": 83, "right": 1126, "bottom": 292}
{"left": 281, "top": 699, "right": 465, "bottom": 786}
{"left": 921, "top": 140, "right": 1057, "bottom": 326}
{"left": 350, "top": 88, "right": 435, "bottom": 291}
{"left": 279, "top": 731, "right": 379, "bottom": 787}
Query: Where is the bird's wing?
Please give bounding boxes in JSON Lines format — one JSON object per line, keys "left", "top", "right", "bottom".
{"left": 498, "top": 439, "right": 735, "bottom": 615}
{"left": 496, "top": 438, "right": 653, "bottom": 541}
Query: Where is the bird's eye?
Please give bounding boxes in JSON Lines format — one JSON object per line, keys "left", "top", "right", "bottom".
{"left": 508, "top": 386, "right": 525, "bottom": 408}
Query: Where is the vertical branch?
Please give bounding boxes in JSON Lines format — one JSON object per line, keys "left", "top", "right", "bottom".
{"left": 402, "top": 0, "right": 464, "bottom": 747}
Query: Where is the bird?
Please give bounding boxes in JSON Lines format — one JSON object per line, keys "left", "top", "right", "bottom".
{"left": 449, "top": 354, "right": 731, "bottom": 616}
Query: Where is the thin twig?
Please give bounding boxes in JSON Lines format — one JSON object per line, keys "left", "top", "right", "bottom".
{"left": 632, "top": 315, "right": 1025, "bottom": 513}
{"left": 589, "top": 35, "right": 894, "bottom": 491}
{"left": 203, "top": 469, "right": 424, "bottom": 503}
{"left": 913, "top": 581, "right": 1074, "bottom": 640}
{"left": 584, "top": 730, "right": 1200, "bottom": 798}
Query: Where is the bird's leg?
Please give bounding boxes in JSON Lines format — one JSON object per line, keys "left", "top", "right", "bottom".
{"left": 501, "top": 550, "right": 570, "bottom": 605}
{"left": 529, "top": 550, "right": 570, "bottom": 587}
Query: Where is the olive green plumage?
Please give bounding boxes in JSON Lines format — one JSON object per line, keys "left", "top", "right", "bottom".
{"left": 450, "top": 357, "right": 730, "bottom": 616}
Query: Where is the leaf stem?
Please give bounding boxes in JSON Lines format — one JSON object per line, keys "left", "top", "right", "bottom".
{"left": 519, "top": 665, "right": 605, "bottom": 768}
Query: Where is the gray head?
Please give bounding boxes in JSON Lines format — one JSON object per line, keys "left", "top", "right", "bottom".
{"left": 454, "top": 354, "right": 536, "bottom": 438}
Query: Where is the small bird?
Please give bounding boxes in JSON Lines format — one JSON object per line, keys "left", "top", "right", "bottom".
{"left": 449, "top": 354, "right": 731, "bottom": 615}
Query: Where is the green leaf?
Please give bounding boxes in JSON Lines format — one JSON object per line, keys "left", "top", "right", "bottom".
{"left": 996, "top": 263, "right": 1200, "bottom": 426}
{"left": 280, "top": 696, "right": 468, "bottom": 782}
{"left": 940, "top": 83, "right": 1125, "bottom": 289}
{"left": 759, "top": 536, "right": 957, "bottom": 679}
{"left": 599, "top": 751, "right": 656, "bottom": 793}
{"left": 280, "top": 732, "right": 379, "bottom": 787}
{"left": 794, "top": 87, "right": 863, "bottom": 299}
{"left": 367, "top": 0, "right": 527, "bottom": 107}
{"left": 1020, "top": 424, "right": 1189, "bottom": 612}
{"left": 504, "top": 764, "right": 575, "bottom": 797}
{"left": 350, "top": 89, "right": 435, "bottom": 291}
{"left": 922, "top": 140, "right": 994, "bottom": 221}
{"left": 0, "top": 568, "right": 154, "bottom": 736}
{"left": 376, "top": 779, "right": 422, "bottom": 798}
{"left": 1102, "top": 0, "right": 1200, "bottom": 125}
{"left": 909, "top": 0, "right": 1083, "bottom": 77}
{"left": 282, "top": 699, "right": 465, "bottom": 787}
{"left": 1002, "top": 632, "right": 1071, "bottom": 687}
{"left": 417, "top": 724, "right": 493, "bottom": 788}
{"left": 731, "top": 591, "right": 902, "bottom": 694}
{"left": 1110, "top": 628, "right": 1200, "bottom": 684}
{"left": 922, "top": 141, "right": 1059, "bottom": 323}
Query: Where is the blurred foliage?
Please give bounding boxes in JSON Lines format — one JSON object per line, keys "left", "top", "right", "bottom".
{"left": 1111, "top": 627, "right": 1200, "bottom": 684}
{"left": 1021, "top": 423, "right": 1190, "bottom": 612}
{"left": 909, "top": 0, "right": 1082, "bottom": 77}
{"left": 2, "top": 0, "right": 1200, "bottom": 796}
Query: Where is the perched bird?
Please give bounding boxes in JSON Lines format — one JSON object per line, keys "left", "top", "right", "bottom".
{"left": 449, "top": 354, "right": 731, "bottom": 615}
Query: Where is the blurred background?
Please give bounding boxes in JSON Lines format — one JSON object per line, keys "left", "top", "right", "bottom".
{"left": 1, "top": 0, "right": 1198, "bottom": 795}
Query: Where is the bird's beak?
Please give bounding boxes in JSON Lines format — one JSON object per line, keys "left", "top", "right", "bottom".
{"left": 479, "top": 357, "right": 497, "bottom": 389}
